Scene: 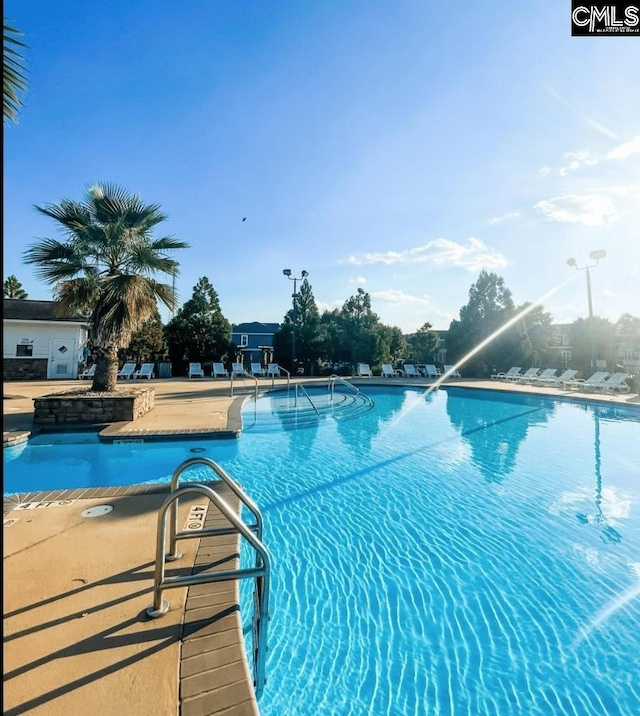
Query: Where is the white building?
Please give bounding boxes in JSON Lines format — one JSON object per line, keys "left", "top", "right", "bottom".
{"left": 3, "top": 299, "right": 89, "bottom": 380}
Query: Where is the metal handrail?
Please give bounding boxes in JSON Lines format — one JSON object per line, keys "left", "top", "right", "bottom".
{"left": 167, "top": 457, "right": 263, "bottom": 561}
{"left": 292, "top": 382, "right": 320, "bottom": 415}
{"left": 268, "top": 364, "right": 290, "bottom": 389}
{"left": 328, "top": 374, "right": 374, "bottom": 407}
{"left": 230, "top": 370, "right": 259, "bottom": 401}
{"left": 145, "top": 483, "right": 270, "bottom": 698}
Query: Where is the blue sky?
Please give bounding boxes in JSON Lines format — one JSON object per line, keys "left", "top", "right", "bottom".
{"left": 4, "top": 1, "right": 639, "bottom": 331}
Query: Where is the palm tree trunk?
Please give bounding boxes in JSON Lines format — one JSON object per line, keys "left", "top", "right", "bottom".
{"left": 91, "top": 344, "right": 119, "bottom": 391}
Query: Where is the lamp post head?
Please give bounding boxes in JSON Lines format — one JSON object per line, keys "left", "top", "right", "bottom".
{"left": 589, "top": 249, "right": 607, "bottom": 261}
{"left": 301, "top": 270, "right": 308, "bottom": 278}
{"left": 566, "top": 258, "right": 577, "bottom": 268}
{"left": 282, "top": 269, "right": 292, "bottom": 277}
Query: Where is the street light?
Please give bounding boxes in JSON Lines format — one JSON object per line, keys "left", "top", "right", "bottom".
{"left": 566, "top": 249, "right": 606, "bottom": 371}
{"left": 282, "top": 269, "right": 308, "bottom": 372}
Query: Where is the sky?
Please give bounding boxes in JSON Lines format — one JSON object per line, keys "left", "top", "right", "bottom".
{"left": 4, "top": 0, "right": 640, "bottom": 332}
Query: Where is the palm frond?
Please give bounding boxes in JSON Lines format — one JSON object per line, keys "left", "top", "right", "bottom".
{"left": 3, "top": 22, "right": 28, "bottom": 123}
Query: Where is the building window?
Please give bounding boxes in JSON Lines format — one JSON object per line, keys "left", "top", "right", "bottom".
{"left": 16, "top": 345, "right": 33, "bottom": 357}
{"left": 240, "top": 334, "right": 248, "bottom": 347}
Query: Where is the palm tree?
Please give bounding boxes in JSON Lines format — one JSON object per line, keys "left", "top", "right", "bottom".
{"left": 3, "top": 274, "right": 28, "bottom": 298}
{"left": 4, "top": 19, "right": 28, "bottom": 123}
{"left": 24, "top": 183, "right": 189, "bottom": 391}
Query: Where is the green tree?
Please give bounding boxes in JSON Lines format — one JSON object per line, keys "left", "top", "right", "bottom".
{"left": 340, "top": 288, "right": 380, "bottom": 367}
{"left": 569, "top": 317, "right": 617, "bottom": 375}
{"left": 446, "top": 270, "right": 517, "bottom": 376}
{"left": 24, "top": 183, "right": 187, "bottom": 390}
{"left": 165, "top": 277, "right": 232, "bottom": 373}
{"left": 3, "top": 274, "right": 28, "bottom": 298}
{"left": 273, "top": 278, "right": 322, "bottom": 372}
{"left": 517, "top": 303, "right": 553, "bottom": 368}
{"left": 406, "top": 322, "right": 439, "bottom": 363}
{"left": 122, "top": 307, "right": 167, "bottom": 364}
{"left": 4, "top": 20, "right": 28, "bottom": 124}
{"left": 374, "top": 324, "right": 407, "bottom": 366}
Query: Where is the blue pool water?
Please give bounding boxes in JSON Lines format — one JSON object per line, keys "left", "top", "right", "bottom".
{"left": 4, "top": 387, "right": 640, "bottom": 715}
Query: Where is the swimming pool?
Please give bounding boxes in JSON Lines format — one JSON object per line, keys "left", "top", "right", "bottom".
{"left": 4, "top": 387, "right": 640, "bottom": 715}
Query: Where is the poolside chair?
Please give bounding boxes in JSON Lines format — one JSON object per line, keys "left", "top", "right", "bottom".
{"left": 443, "top": 365, "right": 462, "bottom": 378}
{"left": 117, "top": 362, "right": 136, "bottom": 379}
{"left": 188, "top": 362, "right": 205, "bottom": 378}
{"left": 381, "top": 363, "right": 400, "bottom": 378}
{"left": 403, "top": 364, "right": 420, "bottom": 378}
{"left": 78, "top": 363, "right": 96, "bottom": 380}
{"left": 563, "top": 371, "right": 609, "bottom": 391}
{"left": 251, "top": 363, "right": 266, "bottom": 377}
{"left": 491, "top": 367, "right": 521, "bottom": 381}
{"left": 599, "top": 373, "right": 631, "bottom": 394}
{"left": 212, "top": 362, "right": 229, "bottom": 378}
{"left": 357, "top": 363, "right": 373, "bottom": 377}
{"left": 231, "top": 362, "right": 246, "bottom": 376}
{"left": 266, "top": 363, "right": 280, "bottom": 378}
{"left": 528, "top": 368, "right": 557, "bottom": 384}
{"left": 424, "top": 364, "right": 441, "bottom": 379}
{"left": 544, "top": 369, "right": 578, "bottom": 387}
{"left": 133, "top": 363, "right": 155, "bottom": 380}
{"left": 515, "top": 368, "right": 541, "bottom": 384}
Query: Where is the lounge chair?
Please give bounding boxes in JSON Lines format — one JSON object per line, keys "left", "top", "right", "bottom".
{"left": 231, "top": 362, "right": 246, "bottom": 376}
{"left": 251, "top": 363, "right": 266, "bottom": 377}
{"left": 424, "top": 364, "right": 441, "bottom": 378}
{"left": 134, "top": 362, "right": 155, "bottom": 379}
{"left": 491, "top": 367, "right": 521, "bottom": 381}
{"left": 266, "top": 363, "right": 280, "bottom": 378}
{"left": 78, "top": 364, "right": 96, "bottom": 380}
{"left": 528, "top": 368, "right": 557, "bottom": 384}
{"left": 403, "top": 364, "right": 420, "bottom": 378}
{"left": 188, "top": 362, "right": 205, "bottom": 378}
{"left": 357, "top": 363, "right": 373, "bottom": 377}
{"left": 544, "top": 369, "right": 578, "bottom": 387}
{"left": 563, "top": 371, "right": 609, "bottom": 391}
{"left": 212, "top": 362, "right": 229, "bottom": 378}
{"left": 600, "top": 372, "right": 631, "bottom": 394}
{"left": 118, "top": 362, "right": 136, "bottom": 379}
{"left": 381, "top": 363, "right": 399, "bottom": 378}
{"left": 515, "top": 368, "right": 541, "bottom": 384}
{"left": 443, "top": 365, "right": 462, "bottom": 378}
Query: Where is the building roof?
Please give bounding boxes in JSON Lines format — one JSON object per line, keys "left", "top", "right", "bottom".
{"left": 3, "top": 299, "right": 89, "bottom": 323}
{"left": 231, "top": 322, "right": 280, "bottom": 333}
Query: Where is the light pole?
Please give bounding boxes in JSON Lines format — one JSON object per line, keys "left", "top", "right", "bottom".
{"left": 282, "top": 269, "right": 308, "bottom": 373}
{"left": 566, "top": 249, "right": 606, "bottom": 372}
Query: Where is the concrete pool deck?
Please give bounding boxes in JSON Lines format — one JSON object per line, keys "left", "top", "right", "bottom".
{"left": 3, "top": 375, "right": 639, "bottom": 715}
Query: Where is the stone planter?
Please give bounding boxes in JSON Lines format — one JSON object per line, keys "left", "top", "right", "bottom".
{"left": 33, "top": 387, "right": 154, "bottom": 428}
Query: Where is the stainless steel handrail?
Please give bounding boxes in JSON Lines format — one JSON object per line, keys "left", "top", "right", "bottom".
{"left": 145, "top": 483, "right": 270, "bottom": 698}
{"left": 328, "top": 374, "right": 374, "bottom": 407}
{"left": 167, "top": 457, "right": 263, "bottom": 561}
{"left": 269, "top": 365, "right": 290, "bottom": 389}
{"left": 230, "top": 369, "right": 259, "bottom": 401}
{"left": 292, "top": 382, "right": 320, "bottom": 415}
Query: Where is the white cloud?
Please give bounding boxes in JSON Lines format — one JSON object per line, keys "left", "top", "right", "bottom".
{"left": 540, "top": 165, "right": 552, "bottom": 177}
{"left": 534, "top": 194, "right": 618, "bottom": 226}
{"left": 558, "top": 150, "right": 600, "bottom": 176}
{"left": 371, "top": 289, "right": 430, "bottom": 306}
{"left": 346, "top": 237, "right": 507, "bottom": 272}
{"left": 487, "top": 211, "right": 521, "bottom": 225}
{"left": 607, "top": 135, "right": 640, "bottom": 161}
{"left": 348, "top": 276, "right": 367, "bottom": 284}
{"left": 316, "top": 299, "right": 342, "bottom": 313}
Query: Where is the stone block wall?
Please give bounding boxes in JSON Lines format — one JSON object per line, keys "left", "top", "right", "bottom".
{"left": 4, "top": 358, "right": 49, "bottom": 381}
{"left": 34, "top": 387, "right": 155, "bottom": 427}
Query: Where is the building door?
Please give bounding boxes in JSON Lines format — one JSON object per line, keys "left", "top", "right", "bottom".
{"left": 49, "top": 338, "right": 75, "bottom": 379}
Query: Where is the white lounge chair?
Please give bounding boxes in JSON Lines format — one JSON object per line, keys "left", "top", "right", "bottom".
{"left": 357, "top": 363, "right": 373, "bottom": 377}
{"left": 78, "top": 364, "right": 96, "bottom": 380}
{"left": 188, "top": 362, "right": 205, "bottom": 378}
{"left": 134, "top": 363, "right": 155, "bottom": 379}
{"left": 443, "top": 365, "right": 462, "bottom": 378}
{"left": 251, "top": 363, "right": 266, "bottom": 377}
{"left": 212, "top": 362, "right": 229, "bottom": 378}
{"left": 600, "top": 373, "right": 631, "bottom": 394}
{"left": 118, "top": 362, "right": 136, "bottom": 379}
{"left": 528, "top": 368, "right": 557, "bottom": 384}
{"left": 545, "top": 369, "right": 578, "bottom": 387}
{"left": 231, "top": 362, "right": 246, "bottom": 376}
{"left": 491, "top": 367, "right": 521, "bottom": 381}
{"left": 403, "top": 364, "right": 420, "bottom": 378}
{"left": 381, "top": 364, "right": 399, "bottom": 378}
{"left": 424, "top": 364, "right": 441, "bottom": 378}
{"left": 266, "top": 363, "right": 280, "bottom": 378}
{"left": 515, "top": 368, "right": 541, "bottom": 384}
{"left": 563, "top": 371, "right": 609, "bottom": 391}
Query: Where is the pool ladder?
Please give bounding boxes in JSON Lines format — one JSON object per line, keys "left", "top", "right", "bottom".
{"left": 145, "top": 457, "right": 271, "bottom": 699}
